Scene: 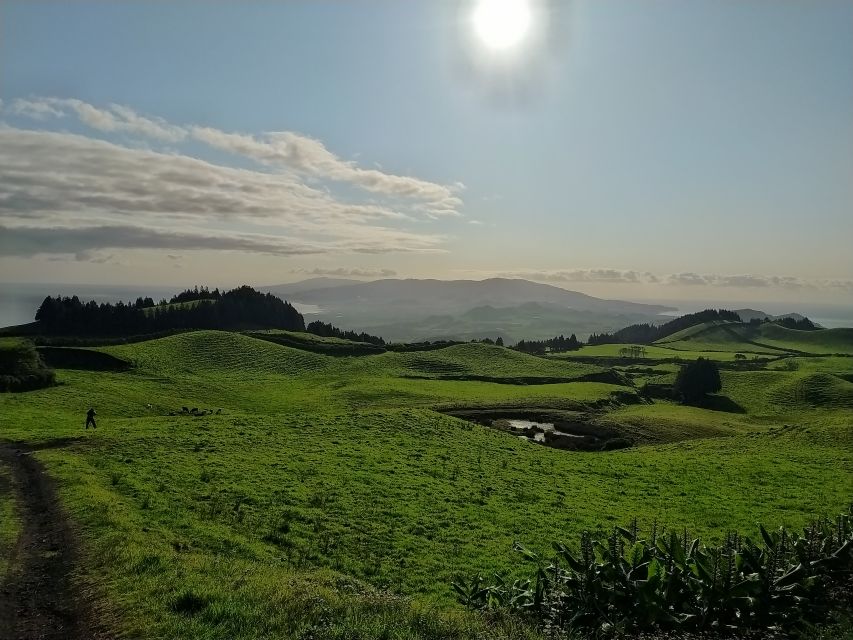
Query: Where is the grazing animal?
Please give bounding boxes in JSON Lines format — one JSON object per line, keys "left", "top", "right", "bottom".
{"left": 215, "top": 408, "right": 222, "bottom": 415}
{"left": 182, "top": 406, "right": 189, "bottom": 413}
{"left": 190, "top": 407, "right": 199, "bottom": 413}
{"left": 146, "top": 403, "right": 153, "bottom": 409}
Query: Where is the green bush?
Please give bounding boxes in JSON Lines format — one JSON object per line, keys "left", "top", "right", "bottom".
{"left": 0, "top": 340, "right": 56, "bottom": 392}
{"left": 674, "top": 357, "right": 722, "bottom": 402}
{"left": 453, "top": 510, "right": 853, "bottom": 637}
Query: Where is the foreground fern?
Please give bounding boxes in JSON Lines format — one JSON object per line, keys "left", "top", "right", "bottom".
{"left": 452, "top": 510, "right": 853, "bottom": 637}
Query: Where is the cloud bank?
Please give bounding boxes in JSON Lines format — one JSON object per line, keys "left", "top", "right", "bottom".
{"left": 498, "top": 269, "right": 852, "bottom": 291}
{"left": 0, "top": 97, "right": 463, "bottom": 261}
{"left": 291, "top": 267, "right": 398, "bottom": 278}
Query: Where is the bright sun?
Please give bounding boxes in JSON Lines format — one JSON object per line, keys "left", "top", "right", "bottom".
{"left": 472, "top": 0, "right": 532, "bottom": 51}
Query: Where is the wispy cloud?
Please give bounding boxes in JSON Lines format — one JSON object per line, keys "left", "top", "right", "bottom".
{"left": 501, "top": 269, "right": 660, "bottom": 284}
{"left": 190, "top": 126, "right": 462, "bottom": 214}
{"left": 291, "top": 267, "right": 398, "bottom": 278}
{"left": 664, "top": 273, "right": 817, "bottom": 289}
{"left": 4, "top": 96, "right": 463, "bottom": 216}
{"left": 0, "top": 98, "right": 462, "bottom": 259}
{"left": 0, "top": 224, "right": 326, "bottom": 258}
{"left": 496, "top": 269, "right": 851, "bottom": 291}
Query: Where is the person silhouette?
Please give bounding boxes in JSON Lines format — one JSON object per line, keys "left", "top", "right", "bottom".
{"left": 85, "top": 407, "right": 97, "bottom": 429}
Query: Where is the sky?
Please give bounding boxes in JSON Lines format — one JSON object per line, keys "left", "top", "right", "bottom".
{"left": 1, "top": 0, "right": 852, "bottom": 305}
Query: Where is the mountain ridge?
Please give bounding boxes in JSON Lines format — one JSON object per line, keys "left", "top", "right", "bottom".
{"left": 264, "top": 277, "right": 676, "bottom": 316}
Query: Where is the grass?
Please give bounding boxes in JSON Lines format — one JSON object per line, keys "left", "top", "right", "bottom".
{"left": 657, "top": 321, "right": 853, "bottom": 355}
{"left": 0, "top": 328, "right": 851, "bottom": 639}
{"left": 141, "top": 299, "right": 217, "bottom": 316}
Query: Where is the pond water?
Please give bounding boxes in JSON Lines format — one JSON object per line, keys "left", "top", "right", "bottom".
{"left": 506, "top": 419, "right": 583, "bottom": 442}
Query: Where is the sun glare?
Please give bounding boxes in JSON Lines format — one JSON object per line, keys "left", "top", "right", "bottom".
{"left": 472, "top": 0, "right": 532, "bottom": 51}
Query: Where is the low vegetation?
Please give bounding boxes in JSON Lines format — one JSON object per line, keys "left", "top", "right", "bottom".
{"left": 0, "top": 338, "right": 56, "bottom": 391}
{"left": 454, "top": 511, "right": 853, "bottom": 637}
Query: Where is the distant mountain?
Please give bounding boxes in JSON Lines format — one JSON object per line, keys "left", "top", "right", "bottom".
{"left": 265, "top": 277, "right": 361, "bottom": 298}
{"left": 266, "top": 278, "right": 674, "bottom": 316}
{"left": 260, "top": 278, "right": 676, "bottom": 343}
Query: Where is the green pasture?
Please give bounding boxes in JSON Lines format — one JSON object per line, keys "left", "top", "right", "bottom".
{"left": 0, "top": 327, "right": 851, "bottom": 639}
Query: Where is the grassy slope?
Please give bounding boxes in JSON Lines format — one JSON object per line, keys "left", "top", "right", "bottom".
{"left": 375, "top": 343, "right": 604, "bottom": 381}
{"left": 753, "top": 323, "right": 853, "bottom": 354}
{"left": 0, "top": 329, "right": 850, "bottom": 639}
{"left": 658, "top": 321, "right": 853, "bottom": 355}
{"left": 562, "top": 343, "right": 776, "bottom": 361}
{"left": 141, "top": 299, "right": 217, "bottom": 316}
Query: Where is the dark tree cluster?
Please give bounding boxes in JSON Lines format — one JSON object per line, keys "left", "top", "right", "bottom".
{"left": 514, "top": 334, "right": 581, "bottom": 355}
{"left": 305, "top": 320, "right": 385, "bottom": 346}
{"left": 34, "top": 286, "right": 304, "bottom": 335}
{"left": 773, "top": 316, "right": 818, "bottom": 331}
{"left": 674, "top": 357, "right": 722, "bottom": 403}
{"left": 747, "top": 316, "right": 818, "bottom": 331}
{"left": 588, "top": 309, "right": 743, "bottom": 345}
{"left": 168, "top": 286, "right": 222, "bottom": 304}
{"left": 132, "top": 297, "right": 157, "bottom": 308}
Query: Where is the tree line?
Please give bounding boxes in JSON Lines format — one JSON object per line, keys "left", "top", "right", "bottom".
{"left": 514, "top": 334, "right": 581, "bottom": 354}
{"left": 761, "top": 316, "right": 818, "bottom": 331}
{"left": 34, "top": 286, "right": 304, "bottom": 335}
{"left": 305, "top": 320, "right": 386, "bottom": 346}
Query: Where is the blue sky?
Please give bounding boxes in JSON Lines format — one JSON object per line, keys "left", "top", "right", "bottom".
{"left": 1, "top": 0, "right": 851, "bottom": 303}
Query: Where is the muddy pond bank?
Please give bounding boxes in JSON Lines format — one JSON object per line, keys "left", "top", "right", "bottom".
{"left": 442, "top": 409, "right": 632, "bottom": 451}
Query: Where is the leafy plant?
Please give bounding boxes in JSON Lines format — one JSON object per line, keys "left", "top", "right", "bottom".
{"left": 452, "top": 510, "right": 853, "bottom": 637}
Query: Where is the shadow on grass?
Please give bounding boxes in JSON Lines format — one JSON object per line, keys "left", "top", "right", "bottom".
{"left": 687, "top": 394, "right": 747, "bottom": 414}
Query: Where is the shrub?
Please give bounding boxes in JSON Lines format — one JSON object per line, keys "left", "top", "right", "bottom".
{"left": 674, "top": 357, "right": 721, "bottom": 403}
{"left": 453, "top": 511, "right": 853, "bottom": 637}
{"left": 0, "top": 340, "right": 56, "bottom": 392}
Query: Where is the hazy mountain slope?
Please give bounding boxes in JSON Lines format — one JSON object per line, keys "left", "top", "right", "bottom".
{"left": 267, "top": 278, "right": 674, "bottom": 315}
{"left": 259, "top": 279, "right": 676, "bottom": 343}
{"left": 264, "top": 278, "right": 360, "bottom": 298}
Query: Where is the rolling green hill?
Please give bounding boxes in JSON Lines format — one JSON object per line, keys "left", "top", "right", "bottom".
{"left": 0, "top": 327, "right": 850, "bottom": 639}
{"left": 106, "top": 330, "right": 333, "bottom": 377}
{"left": 752, "top": 323, "right": 853, "bottom": 354}
{"left": 768, "top": 372, "right": 853, "bottom": 409}
{"left": 656, "top": 320, "right": 853, "bottom": 355}
{"left": 379, "top": 342, "right": 605, "bottom": 382}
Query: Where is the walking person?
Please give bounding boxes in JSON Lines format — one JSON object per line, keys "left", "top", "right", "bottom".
{"left": 85, "top": 407, "right": 97, "bottom": 429}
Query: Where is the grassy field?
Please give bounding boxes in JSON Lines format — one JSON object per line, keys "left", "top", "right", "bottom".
{"left": 657, "top": 321, "right": 853, "bottom": 355}
{"left": 559, "top": 342, "right": 778, "bottom": 361}
{"left": 0, "top": 326, "right": 851, "bottom": 639}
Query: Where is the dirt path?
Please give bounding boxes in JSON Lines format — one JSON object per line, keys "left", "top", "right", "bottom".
{"left": 0, "top": 441, "right": 96, "bottom": 640}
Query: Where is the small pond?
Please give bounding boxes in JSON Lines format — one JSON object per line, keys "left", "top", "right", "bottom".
{"left": 505, "top": 419, "right": 584, "bottom": 443}
{"left": 442, "top": 409, "right": 632, "bottom": 452}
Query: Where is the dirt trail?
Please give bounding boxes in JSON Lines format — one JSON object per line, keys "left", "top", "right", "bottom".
{"left": 0, "top": 440, "right": 96, "bottom": 640}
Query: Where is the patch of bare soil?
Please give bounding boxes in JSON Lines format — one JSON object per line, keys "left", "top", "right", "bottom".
{"left": 0, "top": 441, "right": 100, "bottom": 640}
